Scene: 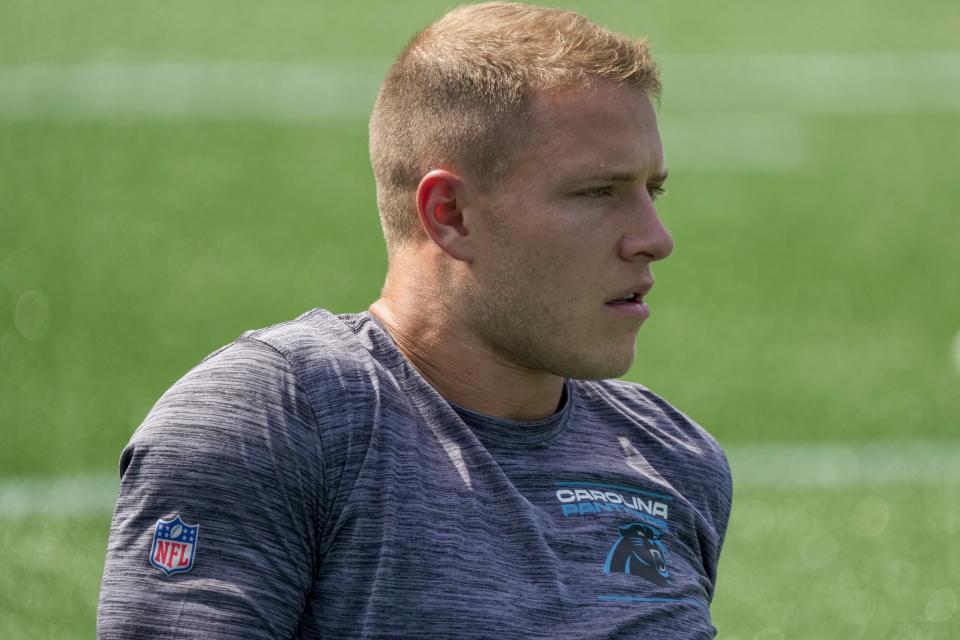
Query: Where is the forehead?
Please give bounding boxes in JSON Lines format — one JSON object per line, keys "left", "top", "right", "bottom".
{"left": 514, "top": 81, "right": 664, "bottom": 180}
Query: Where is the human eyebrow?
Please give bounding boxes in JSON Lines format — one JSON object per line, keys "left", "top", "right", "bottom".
{"left": 579, "top": 172, "right": 637, "bottom": 184}
{"left": 648, "top": 170, "right": 669, "bottom": 185}
{"left": 579, "top": 169, "right": 669, "bottom": 185}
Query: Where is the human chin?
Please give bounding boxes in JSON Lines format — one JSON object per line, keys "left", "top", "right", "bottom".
{"left": 550, "top": 340, "right": 637, "bottom": 380}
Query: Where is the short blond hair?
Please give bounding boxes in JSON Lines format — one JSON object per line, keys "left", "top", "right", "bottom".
{"left": 369, "top": 2, "right": 661, "bottom": 252}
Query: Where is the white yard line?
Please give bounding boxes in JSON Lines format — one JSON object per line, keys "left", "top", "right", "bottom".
{"left": 952, "top": 329, "right": 960, "bottom": 374}
{"left": 1, "top": 440, "right": 957, "bottom": 519}
{"left": 659, "top": 114, "right": 806, "bottom": 172}
{"left": 3, "top": 53, "right": 957, "bottom": 171}
{"left": 0, "top": 473, "right": 119, "bottom": 519}
{"left": 0, "top": 53, "right": 957, "bottom": 123}
{"left": 658, "top": 53, "right": 960, "bottom": 114}
{"left": 725, "top": 440, "right": 960, "bottom": 489}
{"left": 0, "top": 62, "right": 385, "bottom": 122}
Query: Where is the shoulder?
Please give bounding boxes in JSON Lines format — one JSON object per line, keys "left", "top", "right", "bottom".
{"left": 236, "top": 308, "right": 395, "bottom": 396}
{"left": 579, "top": 377, "right": 734, "bottom": 545}
{"left": 237, "top": 308, "right": 374, "bottom": 375}
{"left": 135, "top": 308, "right": 384, "bottom": 447}
{"left": 130, "top": 325, "right": 322, "bottom": 465}
{"left": 577, "top": 378, "right": 732, "bottom": 496}
{"left": 156, "top": 309, "right": 407, "bottom": 481}
{"left": 158, "top": 309, "right": 387, "bottom": 418}
{"left": 579, "top": 379, "right": 725, "bottom": 454}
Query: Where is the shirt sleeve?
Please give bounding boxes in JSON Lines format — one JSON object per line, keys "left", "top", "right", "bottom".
{"left": 97, "top": 337, "right": 326, "bottom": 639}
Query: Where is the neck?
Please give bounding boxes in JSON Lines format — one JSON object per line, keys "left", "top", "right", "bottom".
{"left": 370, "top": 262, "right": 564, "bottom": 421}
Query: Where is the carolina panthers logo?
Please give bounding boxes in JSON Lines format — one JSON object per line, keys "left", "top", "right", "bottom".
{"left": 603, "top": 522, "right": 671, "bottom": 586}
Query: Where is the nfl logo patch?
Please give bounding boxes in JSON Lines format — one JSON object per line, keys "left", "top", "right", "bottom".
{"left": 149, "top": 514, "right": 199, "bottom": 576}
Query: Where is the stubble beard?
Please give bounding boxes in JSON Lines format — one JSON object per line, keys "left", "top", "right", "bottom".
{"left": 462, "top": 261, "right": 637, "bottom": 381}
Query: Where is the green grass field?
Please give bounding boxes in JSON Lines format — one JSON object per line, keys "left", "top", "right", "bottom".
{"left": 2, "top": 1, "right": 959, "bottom": 637}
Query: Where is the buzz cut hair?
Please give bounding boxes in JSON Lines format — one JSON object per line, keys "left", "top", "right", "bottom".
{"left": 368, "top": 1, "right": 662, "bottom": 254}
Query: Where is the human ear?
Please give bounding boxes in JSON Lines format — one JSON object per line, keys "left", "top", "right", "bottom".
{"left": 415, "top": 169, "right": 474, "bottom": 262}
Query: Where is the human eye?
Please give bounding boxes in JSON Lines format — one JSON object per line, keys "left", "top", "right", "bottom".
{"left": 647, "top": 184, "right": 667, "bottom": 201}
{"left": 577, "top": 185, "right": 615, "bottom": 198}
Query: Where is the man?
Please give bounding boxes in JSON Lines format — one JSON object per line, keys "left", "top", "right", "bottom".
{"left": 98, "top": 3, "right": 732, "bottom": 638}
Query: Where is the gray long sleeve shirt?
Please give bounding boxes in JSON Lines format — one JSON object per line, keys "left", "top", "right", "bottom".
{"left": 98, "top": 309, "right": 732, "bottom": 639}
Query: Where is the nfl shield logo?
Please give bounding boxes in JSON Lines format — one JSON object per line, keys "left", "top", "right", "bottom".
{"left": 149, "top": 514, "right": 199, "bottom": 576}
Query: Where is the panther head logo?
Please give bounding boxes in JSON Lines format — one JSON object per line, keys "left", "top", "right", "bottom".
{"left": 603, "top": 522, "right": 671, "bottom": 586}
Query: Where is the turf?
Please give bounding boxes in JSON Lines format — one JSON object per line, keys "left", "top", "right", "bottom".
{"left": 2, "top": 486, "right": 958, "bottom": 638}
{"left": 0, "top": 513, "right": 110, "bottom": 640}
{"left": 1, "top": 0, "right": 959, "bottom": 637}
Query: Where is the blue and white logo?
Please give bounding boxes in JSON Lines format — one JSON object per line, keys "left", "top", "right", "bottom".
{"left": 603, "top": 521, "right": 671, "bottom": 586}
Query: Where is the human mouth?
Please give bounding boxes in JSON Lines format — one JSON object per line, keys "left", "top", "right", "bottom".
{"left": 604, "top": 286, "right": 653, "bottom": 321}
{"left": 608, "top": 292, "right": 642, "bottom": 304}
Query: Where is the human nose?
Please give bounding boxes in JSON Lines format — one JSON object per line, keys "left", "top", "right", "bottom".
{"left": 617, "top": 197, "right": 674, "bottom": 262}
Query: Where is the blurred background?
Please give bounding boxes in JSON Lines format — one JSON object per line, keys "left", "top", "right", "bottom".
{"left": 1, "top": 1, "right": 958, "bottom": 637}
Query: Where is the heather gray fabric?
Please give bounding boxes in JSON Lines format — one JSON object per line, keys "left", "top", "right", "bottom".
{"left": 98, "top": 309, "right": 732, "bottom": 639}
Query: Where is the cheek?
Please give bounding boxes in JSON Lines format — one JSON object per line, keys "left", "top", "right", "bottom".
{"left": 481, "top": 213, "right": 611, "bottom": 292}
